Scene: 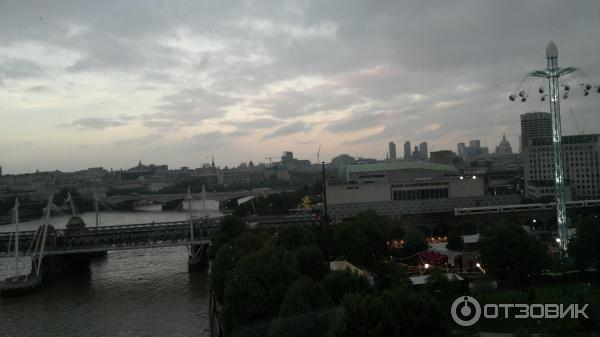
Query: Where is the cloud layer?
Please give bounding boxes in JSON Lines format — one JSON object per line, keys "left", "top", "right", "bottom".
{"left": 0, "top": 0, "right": 599, "bottom": 172}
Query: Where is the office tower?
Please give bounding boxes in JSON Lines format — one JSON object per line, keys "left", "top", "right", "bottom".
{"left": 404, "top": 141, "right": 411, "bottom": 160}
{"left": 419, "top": 142, "right": 428, "bottom": 160}
{"left": 469, "top": 139, "right": 481, "bottom": 149}
{"left": 520, "top": 111, "right": 552, "bottom": 151}
{"left": 412, "top": 146, "right": 420, "bottom": 160}
{"left": 388, "top": 141, "right": 397, "bottom": 160}
{"left": 457, "top": 143, "right": 466, "bottom": 157}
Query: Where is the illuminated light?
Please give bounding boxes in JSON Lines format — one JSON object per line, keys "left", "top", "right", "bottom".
{"left": 555, "top": 238, "right": 561, "bottom": 243}
{"left": 532, "top": 219, "right": 537, "bottom": 223}
{"left": 424, "top": 263, "right": 430, "bottom": 269}
{"left": 459, "top": 176, "right": 464, "bottom": 180}
{"left": 472, "top": 175, "right": 476, "bottom": 179}
{"left": 476, "top": 263, "right": 481, "bottom": 268}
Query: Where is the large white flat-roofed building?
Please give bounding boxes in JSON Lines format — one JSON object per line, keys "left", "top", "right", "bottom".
{"left": 523, "top": 134, "right": 600, "bottom": 200}
{"left": 329, "top": 161, "right": 519, "bottom": 219}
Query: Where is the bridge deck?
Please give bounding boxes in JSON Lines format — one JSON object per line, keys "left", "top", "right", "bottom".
{"left": 0, "top": 219, "right": 218, "bottom": 258}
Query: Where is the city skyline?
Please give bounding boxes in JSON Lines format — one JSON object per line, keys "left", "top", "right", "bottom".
{"left": 1, "top": 1, "right": 600, "bottom": 174}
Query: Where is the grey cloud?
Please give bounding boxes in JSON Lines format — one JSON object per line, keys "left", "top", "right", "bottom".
{"left": 251, "top": 85, "right": 361, "bottom": 118}
{"left": 26, "top": 85, "right": 50, "bottom": 93}
{"left": 188, "top": 131, "right": 234, "bottom": 150}
{"left": 67, "top": 37, "right": 185, "bottom": 73}
{"left": 144, "top": 87, "right": 236, "bottom": 129}
{"left": 224, "top": 118, "right": 284, "bottom": 129}
{"left": 1, "top": 0, "right": 600, "bottom": 171}
{"left": 327, "top": 110, "right": 387, "bottom": 133}
{"left": 66, "top": 117, "right": 126, "bottom": 130}
{"left": 0, "top": 56, "right": 43, "bottom": 81}
{"left": 116, "top": 133, "right": 164, "bottom": 145}
{"left": 262, "top": 121, "right": 310, "bottom": 139}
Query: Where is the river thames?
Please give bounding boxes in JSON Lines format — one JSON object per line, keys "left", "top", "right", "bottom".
{"left": 0, "top": 201, "right": 220, "bottom": 337}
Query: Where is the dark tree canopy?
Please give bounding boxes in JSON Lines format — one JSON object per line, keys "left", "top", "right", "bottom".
{"left": 210, "top": 232, "right": 266, "bottom": 301}
{"left": 446, "top": 230, "right": 463, "bottom": 251}
{"left": 327, "top": 288, "right": 449, "bottom": 337}
{"left": 479, "top": 222, "right": 549, "bottom": 287}
{"left": 269, "top": 278, "right": 334, "bottom": 337}
{"left": 293, "top": 245, "right": 329, "bottom": 281}
{"left": 568, "top": 215, "right": 600, "bottom": 271}
{"left": 276, "top": 225, "right": 315, "bottom": 251}
{"left": 223, "top": 245, "right": 299, "bottom": 336}
{"left": 320, "top": 269, "right": 372, "bottom": 304}
{"left": 332, "top": 210, "right": 395, "bottom": 267}
{"left": 332, "top": 222, "right": 369, "bottom": 266}
{"left": 208, "top": 215, "right": 246, "bottom": 259}
{"left": 403, "top": 228, "right": 428, "bottom": 255}
{"left": 369, "top": 261, "right": 411, "bottom": 291}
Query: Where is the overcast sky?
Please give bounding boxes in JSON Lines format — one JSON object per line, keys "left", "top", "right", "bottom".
{"left": 1, "top": 0, "right": 599, "bottom": 173}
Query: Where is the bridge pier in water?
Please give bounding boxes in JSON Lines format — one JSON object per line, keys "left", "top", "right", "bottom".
{"left": 31, "top": 251, "right": 108, "bottom": 279}
{"left": 188, "top": 243, "right": 210, "bottom": 271}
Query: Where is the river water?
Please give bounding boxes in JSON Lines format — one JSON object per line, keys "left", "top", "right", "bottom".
{"left": 0, "top": 200, "right": 220, "bottom": 337}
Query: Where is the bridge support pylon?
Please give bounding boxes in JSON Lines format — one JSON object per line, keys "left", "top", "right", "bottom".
{"left": 188, "top": 243, "right": 210, "bottom": 271}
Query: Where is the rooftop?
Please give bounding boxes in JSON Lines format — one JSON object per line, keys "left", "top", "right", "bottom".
{"left": 348, "top": 160, "right": 458, "bottom": 174}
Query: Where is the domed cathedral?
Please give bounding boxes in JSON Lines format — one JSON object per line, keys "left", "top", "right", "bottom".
{"left": 495, "top": 134, "right": 513, "bottom": 155}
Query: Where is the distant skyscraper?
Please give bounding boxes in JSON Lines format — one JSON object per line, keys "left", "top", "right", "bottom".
{"left": 404, "top": 141, "right": 411, "bottom": 160}
{"left": 469, "top": 139, "right": 481, "bottom": 149}
{"left": 419, "top": 142, "right": 428, "bottom": 160}
{"left": 412, "top": 146, "right": 420, "bottom": 160}
{"left": 457, "top": 143, "right": 466, "bottom": 157}
{"left": 520, "top": 111, "right": 552, "bottom": 150}
{"left": 388, "top": 141, "right": 397, "bottom": 160}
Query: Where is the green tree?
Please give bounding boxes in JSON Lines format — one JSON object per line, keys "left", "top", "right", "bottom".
{"left": 332, "top": 222, "right": 369, "bottom": 266}
{"left": 293, "top": 245, "right": 329, "bottom": 281}
{"left": 332, "top": 211, "right": 394, "bottom": 267}
{"left": 207, "top": 215, "right": 246, "bottom": 259}
{"left": 320, "top": 269, "right": 371, "bottom": 304}
{"left": 403, "top": 228, "right": 428, "bottom": 254}
{"left": 424, "top": 267, "right": 460, "bottom": 307}
{"left": 369, "top": 261, "right": 410, "bottom": 291}
{"left": 276, "top": 225, "right": 315, "bottom": 250}
{"left": 326, "top": 288, "right": 449, "bottom": 337}
{"left": 446, "top": 230, "right": 463, "bottom": 251}
{"left": 349, "top": 211, "right": 393, "bottom": 260}
{"left": 568, "top": 215, "right": 600, "bottom": 271}
{"left": 269, "top": 278, "right": 334, "bottom": 337}
{"left": 223, "top": 245, "right": 299, "bottom": 336}
{"left": 210, "top": 232, "right": 265, "bottom": 301}
{"left": 479, "top": 222, "right": 549, "bottom": 288}
{"left": 381, "top": 288, "right": 450, "bottom": 337}
{"left": 326, "top": 293, "right": 394, "bottom": 337}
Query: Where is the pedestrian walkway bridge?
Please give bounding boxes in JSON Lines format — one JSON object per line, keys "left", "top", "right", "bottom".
{"left": 0, "top": 218, "right": 218, "bottom": 258}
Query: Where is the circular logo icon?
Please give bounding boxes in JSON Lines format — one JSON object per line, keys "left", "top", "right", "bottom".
{"left": 451, "top": 296, "right": 481, "bottom": 327}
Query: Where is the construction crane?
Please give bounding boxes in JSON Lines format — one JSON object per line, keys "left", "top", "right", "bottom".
{"left": 569, "top": 109, "right": 583, "bottom": 135}
{"left": 265, "top": 156, "right": 275, "bottom": 168}
{"left": 317, "top": 144, "right": 321, "bottom": 163}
